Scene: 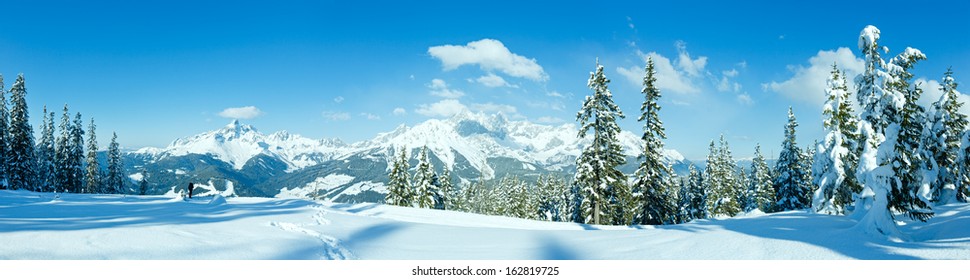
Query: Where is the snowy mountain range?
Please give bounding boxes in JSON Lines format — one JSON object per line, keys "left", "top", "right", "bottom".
{"left": 125, "top": 110, "right": 692, "bottom": 202}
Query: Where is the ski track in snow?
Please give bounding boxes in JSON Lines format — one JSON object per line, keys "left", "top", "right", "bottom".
{"left": 269, "top": 206, "right": 349, "bottom": 260}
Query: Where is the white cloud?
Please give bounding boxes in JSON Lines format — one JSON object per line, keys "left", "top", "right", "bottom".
{"left": 918, "top": 78, "right": 970, "bottom": 116}
{"left": 334, "top": 96, "right": 345, "bottom": 103}
{"left": 765, "top": 47, "right": 864, "bottom": 105}
{"left": 218, "top": 106, "right": 264, "bottom": 119}
{"left": 716, "top": 76, "right": 742, "bottom": 93}
{"left": 737, "top": 93, "right": 753, "bottom": 105}
{"left": 723, "top": 69, "right": 739, "bottom": 77}
{"left": 675, "top": 41, "right": 707, "bottom": 77}
{"left": 536, "top": 116, "right": 565, "bottom": 124}
{"left": 475, "top": 73, "right": 515, "bottom": 88}
{"left": 428, "top": 78, "right": 465, "bottom": 98}
{"left": 322, "top": 111, "right": 351, "bottom": 121}
{"left": 428, "top": 38, "right": 548, "bottom": 81}
{"left": 392, "top": 107, "right": 407, "bottom": 116}
{"left": 617, "top": 50, "right": 701, "bottom": 94}
{"left": 416, "top": 99, "right": 468, "bottom": 117}
{"left": 470, "top": 102, "right": 518, "bottom": 115}
{"left": 360, "top": 113, "right": 381, "bottom": 120}
{"left": 546, "top": 91, "right": 565, "bottom": 98}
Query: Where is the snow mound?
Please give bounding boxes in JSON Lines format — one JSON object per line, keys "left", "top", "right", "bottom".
{"left": 208, "top": 194, "right": 227, "bottom": 206}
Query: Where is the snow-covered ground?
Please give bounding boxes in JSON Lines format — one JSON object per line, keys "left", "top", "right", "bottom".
{"left": 1, "top": 189, "right": 968, "bottom": 260}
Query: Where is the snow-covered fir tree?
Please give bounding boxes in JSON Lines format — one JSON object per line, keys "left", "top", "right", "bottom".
{"left": 706, "top": 135, "right": 740, "bottom": 217}
{"left": 438, "top": 167, "right": 456, "bottom": 210}
{"left": 385, "top": 146, "right": 412, "bottom": 207}
{"left": 678, "top": 164, "right": 707, "bottom": 222}
{"left": 959, "top": 131, "right": 970, "bottom": 202}
{"left": 536, "top": 175, "right": 569, "bottom": 222}
{"left": 574, "top": 60, "right": 628, "bottom": 225}
{"left": 84, "top": 118, "right": 101, "bottom": 193}
{"left": 70, "top": 112, "right": 86, "bottom": 192}
{"left": 928, "top": 68, "right": 967, "bottom": 203}
{"left": 502, "top": 176, "right": 534, "bottom": 219}
{"left": 412, "top": 146, "right": 439, "bottom": 209}
{"left": 7, "top": 74, "right": 36, "bottom": 190}
{"left": 105, "top": 132, "right": 125, "bottom": 194}
{"left": 632, "top": 57, "right": 676, "bottom": 225}
{"left": 852, "top": 25, "right": 931, "bottom": 236}
{"left": 55, "top": 105, "right": 78, "bottom": 192}
{"left": 886, "top": 46, "right": 934, "bottom": 222}
{"left": 736, "top": 166, "right": 750, "bottom": 212}
{"left": 745, "top": 144, "right": 775, "bottom": 213}
{"left": 813, "top": 65, "right": 862, "bottom": 215}
{"left": 0, "top": 75, "right": 8, "bottom": 189}
{"left": 774, "top": 107, "right": 812, "bottom": 211}
{"left": 803, "top": 141, "right": 817, "bottom": 197}
{"left": 36, "top": 107, "right": 57, "bottom": 192}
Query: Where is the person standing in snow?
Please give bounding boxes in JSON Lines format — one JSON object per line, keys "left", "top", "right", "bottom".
{"left": 188, "top": 183, "right": 195, "bottom": 199}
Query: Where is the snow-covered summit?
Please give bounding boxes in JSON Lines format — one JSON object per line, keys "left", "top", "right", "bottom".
{"left": 137, "top": 120, "right": 344, "bottom": 171}
{"left": 132, "top": 113, "right": 687, "bottom": 178}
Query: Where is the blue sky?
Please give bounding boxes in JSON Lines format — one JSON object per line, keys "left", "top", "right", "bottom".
{"left": 1, "top": 0, "right": 967, "bottom": 160}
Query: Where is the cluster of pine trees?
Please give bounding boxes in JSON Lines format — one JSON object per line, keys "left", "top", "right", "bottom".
{"left": 0, "top": 73, "right": 126, "bottom": 194}
{"left": 812, "top": 26, "right": 969, "bottom": 235}
{"left": 383, "top": 26, "right": 967, "bottom": 233}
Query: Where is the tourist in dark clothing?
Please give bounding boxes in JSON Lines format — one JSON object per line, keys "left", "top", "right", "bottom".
{"left": 188, "top": 183, "right": 195, "bottom": 199}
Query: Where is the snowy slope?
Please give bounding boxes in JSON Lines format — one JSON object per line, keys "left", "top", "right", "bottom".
{"left": 2, "top": 189, "right": 968, "bottom": 260}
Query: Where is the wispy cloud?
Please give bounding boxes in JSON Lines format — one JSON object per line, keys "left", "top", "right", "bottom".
{"left": 416, "top": 99, "right": 468, "bottom": 117}
{"left": 428, "top": 79, "right": 465, "bottom": 98}
{"left": 360, "top": 113, "right": 381, "bottom": 120}
{"left": 617, "top": 49, "right": 702, "bottom": 94}
{"left": 473, "top": 73, "right": 516, "bottom": 88}
{"left": 392, "top": 107, "right": 407, "bottom": 116}
{"left": 218, "top": 106, "right": 264, "bottom": 119}
{"left": 322, "top": 111, "right": 351, "bottom": 121}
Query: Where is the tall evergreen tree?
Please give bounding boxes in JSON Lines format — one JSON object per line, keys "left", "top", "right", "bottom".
{"left": 706, "top": 135, "right": 740, "bottom": 216}
{"left": 0, "top": 74, "right": 8, "bottom": 189}
{"left": 853, "top": 25, "right": 910, "bottom": 236}
{"left": 632, "top": 57, "right": 676, "bottom": 225}
{"left": 813, "top": 65, "right": 862, "bottom": 214}
{"left": 574, "top": 60, "right": 627, "bottom": 225}
{"left": 439, "top": 167, "right": 456, "bottom": 210}
{"left": 7, "top": 74, "right": 36, "bottom": 190}
{"left": 385, "top": 146, "right": 412, "bottom": 207}
{"left": 106, "top": 132, "right": 125, "bottom": 194}
{"left": 70, "top": 112, "right": 86, "bottom": 192}
{"left": 55, "top": 105, "right": 76, "bottom": 192}
{"left": 412, "top": 146, "right": 438, "bottom": 209}
{"left": 775, "top": 107, "right": 812, "bottom": 211}
{"left": 84, "top": 118, "right": 101, "bottom": 193}
{"left": 886, "top": 47, "right": 933, "bottom": 221}
{"left": 746, "top": 144, "right": 775, "bottom": 212}
{"left": 736, "top": 166, "right": 750, "bottom": 212}
{"left": 929, "top": 68, "right": 967, "bottom": 203}
{"left": 36, "top": 107, "right": 57, "bottom": 192}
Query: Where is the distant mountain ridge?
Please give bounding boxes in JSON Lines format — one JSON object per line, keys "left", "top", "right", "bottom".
{"left": 126, "top": 110, "right": 693, "bottom": 203}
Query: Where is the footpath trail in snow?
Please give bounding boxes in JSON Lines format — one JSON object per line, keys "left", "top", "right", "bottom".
{"left": 1, "top": 190, "right": 968, "bottom": 259}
